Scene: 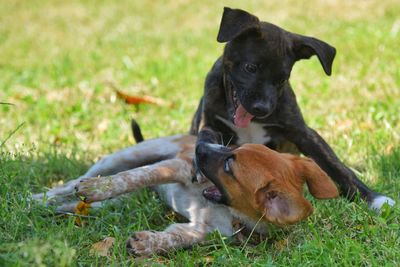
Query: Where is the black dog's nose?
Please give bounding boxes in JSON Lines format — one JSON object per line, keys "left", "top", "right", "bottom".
{"left": 251, "top": 102, "right": 270, "bottom": 117}
{"left": 195, "top": 142, "right": 232, "bottom": 166}
{"left": 196, "top": 142, "right": 229, "bottom": 162}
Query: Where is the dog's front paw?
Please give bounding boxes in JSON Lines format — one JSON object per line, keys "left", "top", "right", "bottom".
{"left": 126, "top": 231, "right": 161, "bottom": 256}
{"left": 75, "top": 176, "right": 113, "bottom": 202}
{"left": 369, "top": 195, "right": 396, "bottom": 212}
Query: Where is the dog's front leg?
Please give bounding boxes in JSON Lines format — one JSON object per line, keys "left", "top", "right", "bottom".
{"left": 285, "top": 125, "right": 395, "bottom": 209}
{"left": 33, "top": 136, "right": 182, "bottom": 204}
{"left": 126, "top": 222, "right": 211, "bottom": 256}
{"left": 76, "top": 158, "right": 192, "bottom": 202}
{"left": 31, "top": 147, "right": 142, "bottom": 204}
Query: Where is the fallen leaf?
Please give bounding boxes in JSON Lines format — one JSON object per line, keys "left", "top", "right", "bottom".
{"left": 336, "top": 119, "right": 353, "bottom": 131}
{"left": 384, "top": 143, "right": 394, "bottom": 154}
{"left": 359, "top": 122, "right": 373, "bottom": 130}
{"left": 275, "top": 239, "right": 288, "bottom": 250}
{"left": 203, "top": 256, "right": 214, "bottom": 264}
{"left": 74, "top": 201, "right": 91, "bottom": 226}
{"left": 115, "top": 89, "right": 171, "bottom": 106}
{"left": 90, "top": 237, "right": 115, "bottom": 257}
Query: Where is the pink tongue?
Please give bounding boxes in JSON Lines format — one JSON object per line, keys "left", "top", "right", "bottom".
{"left": 203, "top": 186, "right": 222, "bottom": 202}
{"left": 234, "top": 104, "right": 254, "bottom": 128}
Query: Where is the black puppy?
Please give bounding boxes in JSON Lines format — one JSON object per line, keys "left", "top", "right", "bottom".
{"left": 190, "top": 7, "right": 394, "bottom": 210}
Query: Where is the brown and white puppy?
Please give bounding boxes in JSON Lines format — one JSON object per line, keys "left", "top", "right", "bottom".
{"left": 196, "top": 142, "right": 338, "bottom": 225}
{"left": 32, "top": 134, "right": 338, "bottom": 256}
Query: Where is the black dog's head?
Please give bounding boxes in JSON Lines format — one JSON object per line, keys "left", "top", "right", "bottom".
{"left": 218, "top": 7, "right": 336, "bottom": 127}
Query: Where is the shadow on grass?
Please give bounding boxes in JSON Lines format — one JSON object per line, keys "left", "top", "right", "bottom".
{"left": 372, "top": 146, "right": 400, "bottom": 199}
{"left": 0, "top": 144, "right": 398, "bottom": 266}
{"left": 375, "top": 146, "right": 400, "bottom": 178}
{"left": 0, "top": 148, "right": 173, "bottom": 266}
{"left": 0, "top": 148, "right": 89, "bottom": 192}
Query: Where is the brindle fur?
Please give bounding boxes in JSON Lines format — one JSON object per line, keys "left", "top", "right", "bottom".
{"left": 190, "top": 7, "right": 394, "bottom": 209}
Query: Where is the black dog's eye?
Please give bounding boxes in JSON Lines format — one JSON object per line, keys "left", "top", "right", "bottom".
{"left": 224, "top": 156, "right": 234, "bottom": 175}
{"left": 244, "top": 63, "right": 257, "bottom": 74}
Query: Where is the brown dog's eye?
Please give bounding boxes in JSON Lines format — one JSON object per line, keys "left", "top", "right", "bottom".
{"left": 244, "top": 63, "right": 257, "bottom": 74}
{"left": 224, "top": 156, "right": 234, "bottom": 175}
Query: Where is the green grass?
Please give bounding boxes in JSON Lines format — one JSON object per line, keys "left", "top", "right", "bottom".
{"left": 1, "top": 0, "right": 399, "bottom": 265}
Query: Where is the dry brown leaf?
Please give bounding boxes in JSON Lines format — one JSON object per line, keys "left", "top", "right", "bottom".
{"left": 74, "top": 201, "right": 91, "bottom": 226}
{"left": 275, "top": 239, "right": 288, "bottom": 250}
{"left": 384, "top": 144, "right": 394, "bottom": 154}
{"left": 90, "top": 237, "right": 115, "bottom": 257}
{"left": 204, "top": 256, "right": 214, "bottom": 264}
{"left": 115, "top": 89, "right": 171, "bottom": 106}
{"left": 336, "top": 119, "right": 353, "bottom": 131}
{"left": 359, "top": 122, "right": 374, "bottom": 130}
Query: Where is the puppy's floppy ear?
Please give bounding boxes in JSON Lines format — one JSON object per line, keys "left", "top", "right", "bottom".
{"left": 217, "top": 7, "right": 260, "bottom": 43}
{"left": 291, "top": 33, "right": 336, "bottom": 76}
{"left": 300, "top": 157, "right": 339, "bottom": 199}
{"left": 256, "top": 187, "right": 313, "bottom": 225}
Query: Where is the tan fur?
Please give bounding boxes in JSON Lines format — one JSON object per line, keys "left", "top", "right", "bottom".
{"left": 209, "top": 144, "right": 338, "bottom": 225}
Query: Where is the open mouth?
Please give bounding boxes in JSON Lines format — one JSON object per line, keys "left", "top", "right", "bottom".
{"left": 203, "top": 186, "right": 223, "bottom": 203}
{"left": 229, "top": 83, "right": 255, "bottom": 128}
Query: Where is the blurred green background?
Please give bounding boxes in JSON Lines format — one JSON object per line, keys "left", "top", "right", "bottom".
{"left": 0, "top": 0, "right": 399, "bottom": 265}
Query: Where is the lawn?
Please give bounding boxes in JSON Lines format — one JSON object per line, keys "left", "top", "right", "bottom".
{"left": 0, "top": 0, "right": 399, "bottom": 266}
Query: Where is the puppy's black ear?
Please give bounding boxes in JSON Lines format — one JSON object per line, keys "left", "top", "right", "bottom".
{"left": 217, "top": 7, "right": 260, "bottom": 43}
{"left": 291, "top": 34, "right": 336, "bottom": 76}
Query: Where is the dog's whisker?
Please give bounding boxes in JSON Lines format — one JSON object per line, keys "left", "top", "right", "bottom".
{"left": 240, "top": 213, "right": 265, "bottom": 252}
{"left": 231, "top": 225, "right": 246, "bottom": 237}
{"left": 226, "top": 135, "right": 234, "bottom": 147}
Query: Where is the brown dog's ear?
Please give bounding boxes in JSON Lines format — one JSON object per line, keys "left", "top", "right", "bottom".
{"left": 291, "top": 33, "right": 336, "bottom": 76}
{"left": 300, "top": 158, "right": 339, "bottom": 199}
{"left": 217, "top": 7, "right": 260, "bottom": 43}
{"left": 257, "top": 188, "right": 313, "bottom": 225}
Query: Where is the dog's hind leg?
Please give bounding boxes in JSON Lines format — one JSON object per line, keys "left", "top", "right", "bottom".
{"left": 81, "top": 134, "right": 184, "bottom": 179}
{"left": 125, "top": 206, "right": 233, "bottom": 256}
{"left": 126, "top": 222, "right": 211, "bottom": 256}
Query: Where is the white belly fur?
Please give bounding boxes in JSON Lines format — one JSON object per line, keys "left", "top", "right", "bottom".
{"left": 216, "top": 115, "right": 271, "bottom": 145}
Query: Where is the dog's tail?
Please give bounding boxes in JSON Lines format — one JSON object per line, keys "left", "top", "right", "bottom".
{"left": 131, "top": 118, "right": 144, "bottom": 143}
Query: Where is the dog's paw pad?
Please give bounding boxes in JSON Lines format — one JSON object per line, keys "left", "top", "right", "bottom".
{"left": 75, "top": 178, "right": 103, "bottom": 201}
{"left": 369, "top": 195, "right": 395, "bottom": 212}
{"left": 126, "top": 231, "right": 158, "bottom": 256}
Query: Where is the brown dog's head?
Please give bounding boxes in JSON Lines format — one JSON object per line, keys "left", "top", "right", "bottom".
{"left": 196, "top": 142, "right": 338, "bottom": 225}
{"left": 218, "top": 7, "right": 336, "bottom": 128}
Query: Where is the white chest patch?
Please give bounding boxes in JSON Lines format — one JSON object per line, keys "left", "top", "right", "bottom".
{"left": 216, "top": 115, "right": 271, "bottom": 145}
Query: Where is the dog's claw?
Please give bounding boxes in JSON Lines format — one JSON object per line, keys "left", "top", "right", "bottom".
{"left": 126, "top": 231, "right": 158, "bottom": 257}
{"left": 126, "top": 237, "right": 141, "bottom": 257}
